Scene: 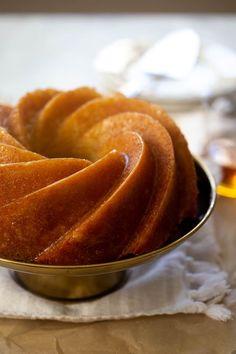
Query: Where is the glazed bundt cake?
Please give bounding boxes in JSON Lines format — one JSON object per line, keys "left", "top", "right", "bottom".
{"left": 0, "top": 87, "right": 198, "bottom": 265}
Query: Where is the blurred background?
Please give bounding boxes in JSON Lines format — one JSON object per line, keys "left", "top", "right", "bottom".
{"left": 0, "top": 0, "right": 236, "bottom": 13}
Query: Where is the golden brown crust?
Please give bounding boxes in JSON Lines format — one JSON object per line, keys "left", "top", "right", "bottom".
{"left": 9, "top": 89, "right": 59, "bottom": 148}
{"left": 0, "top": 104, "right": 13, "bottom": 131}
{"left": 0, "top": 88, "right": 198, "bottom": 264}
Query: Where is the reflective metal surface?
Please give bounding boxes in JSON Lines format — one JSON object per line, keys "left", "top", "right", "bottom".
{"left": 13, "top": 271, "right": 127, "bottom": 300}
{"left": 0, "top": 157, "right": 216, "bottom": 300}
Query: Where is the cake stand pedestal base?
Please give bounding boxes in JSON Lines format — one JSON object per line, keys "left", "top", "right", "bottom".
{"left": 12, "top": 270, "right": 127, "bottom": 300}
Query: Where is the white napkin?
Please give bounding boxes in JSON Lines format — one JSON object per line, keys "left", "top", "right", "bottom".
{"left": 0, "top": 219, "right": 232, "bottom": 323}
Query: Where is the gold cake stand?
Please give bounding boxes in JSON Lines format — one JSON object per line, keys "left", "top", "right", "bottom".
{"left": 0, "top": 157, "right": 216, "bottom": 300}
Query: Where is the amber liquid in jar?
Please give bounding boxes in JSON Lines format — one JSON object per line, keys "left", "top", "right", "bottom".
{"left": 207, "top": 136, "right": 236, "bottom": 198}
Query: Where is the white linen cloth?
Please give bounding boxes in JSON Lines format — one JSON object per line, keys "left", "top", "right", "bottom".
{"left": 0, "top": 220, "right": 231, "bottom": 323}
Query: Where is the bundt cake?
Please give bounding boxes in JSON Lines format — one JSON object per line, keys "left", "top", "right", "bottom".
{"left": 0, "top": 87, "right": 198, "bottom": 265}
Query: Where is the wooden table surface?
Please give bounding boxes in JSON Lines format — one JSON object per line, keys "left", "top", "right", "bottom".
{"left": 0, "top": 14, "right": 235, "bottom": 354}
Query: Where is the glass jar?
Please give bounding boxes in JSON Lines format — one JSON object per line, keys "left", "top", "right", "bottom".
{"left": 203, "top": 92, "right": 236, "bottom": 198}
